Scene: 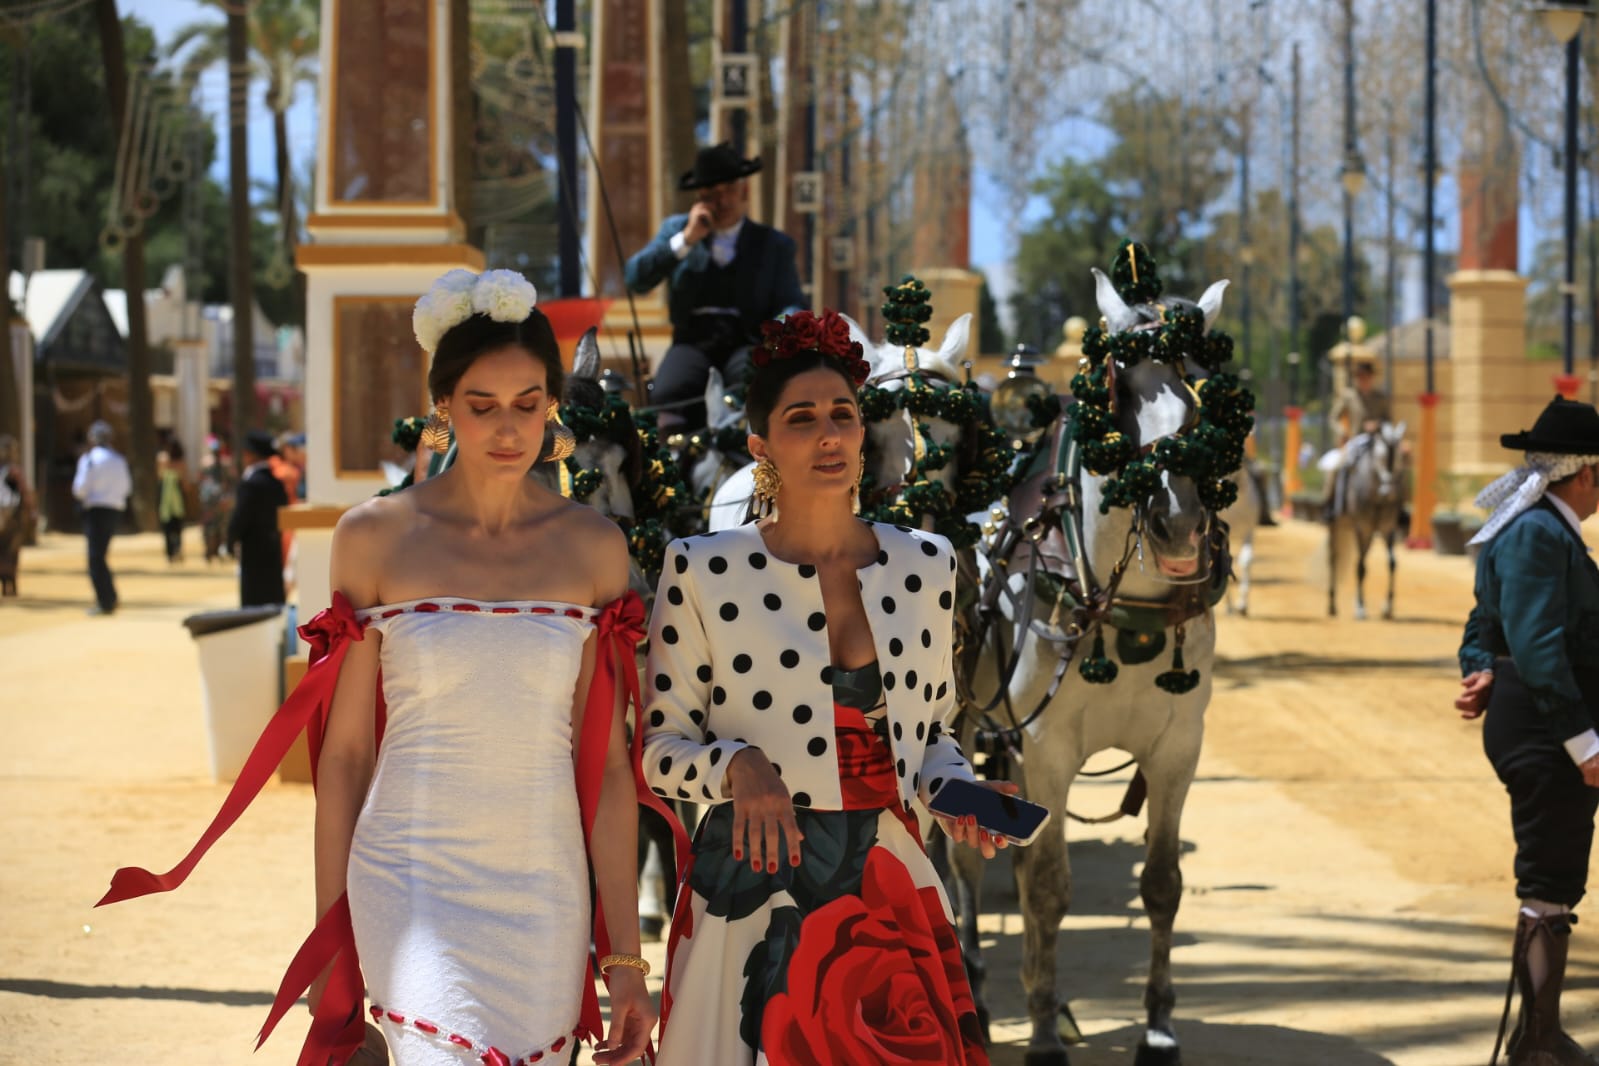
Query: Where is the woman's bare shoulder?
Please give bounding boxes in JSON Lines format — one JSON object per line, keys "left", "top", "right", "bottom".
{"left": 553, "top": 500, "right": 631, "bottom": 602}
{"left": 332, "top": 494, "right": 415, "bottom": 603}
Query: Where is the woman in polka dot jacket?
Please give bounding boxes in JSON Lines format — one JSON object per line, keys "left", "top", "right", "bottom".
{"left": 643, "top": 310, "right": 1011, "bottom": 1065}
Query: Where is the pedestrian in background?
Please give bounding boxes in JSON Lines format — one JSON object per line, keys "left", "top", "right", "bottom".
{"left": 158, "top": 440, "right": 188, "bottom": 565}
{"left": 197, "top": 438, "right": 233, "bottom": 563}
{"left": 0, "top": 433, "right": 32, "bottom": 597}
{"left": 229, "top": 430, "right": 289, "bottom": 607}
{"left": 71, "top": 420, "right": 131, "bottom": 616}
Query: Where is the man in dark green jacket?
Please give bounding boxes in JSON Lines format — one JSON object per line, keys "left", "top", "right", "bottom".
{"left": 1458, "top": 395, "right": 1599, "bottom": 1066}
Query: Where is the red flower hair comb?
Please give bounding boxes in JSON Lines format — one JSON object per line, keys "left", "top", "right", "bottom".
{"left": 754, "top": 310, "right": 872, "bottom": 387}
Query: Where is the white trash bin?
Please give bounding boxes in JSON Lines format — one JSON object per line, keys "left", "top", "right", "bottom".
{"left": 183, "top": 606, "right": 284, "bottom": 782}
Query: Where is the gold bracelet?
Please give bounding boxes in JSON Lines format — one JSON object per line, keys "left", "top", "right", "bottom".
{"left": 598, "top": 953, "right": 651, "bottom": 977}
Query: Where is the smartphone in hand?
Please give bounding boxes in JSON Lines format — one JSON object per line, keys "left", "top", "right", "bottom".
{"left": 927, "top": 779, "right": 1052, "bottom": 846}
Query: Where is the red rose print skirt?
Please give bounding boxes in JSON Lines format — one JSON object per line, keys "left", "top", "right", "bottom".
{"left": 655, "top": 706, "right": 989, "bottom": 1065}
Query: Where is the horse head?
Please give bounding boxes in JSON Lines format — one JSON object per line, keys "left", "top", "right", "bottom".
{"left": 684, "top": 366, "right": 749, "bottom": 502}
{"left": 1074, "top": 268, "right": 1245, "bottom": 602}
{"left": 1364, "top": 421, "right": 1408, "bottom": 504}
{"left": 845, "top": 313, "right": 975, "bottom": 522}
{"left": 556, "top": 328, "right": 641, "bottom": 520}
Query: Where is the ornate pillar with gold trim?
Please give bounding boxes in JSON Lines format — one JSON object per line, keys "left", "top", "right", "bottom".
{"left": 296, "top": 0, "right": 482, "bottom": 619}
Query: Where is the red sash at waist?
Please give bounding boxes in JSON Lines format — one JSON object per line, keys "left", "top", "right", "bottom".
{"left": 834, "top": 704, "right": 920, "bottom": 842}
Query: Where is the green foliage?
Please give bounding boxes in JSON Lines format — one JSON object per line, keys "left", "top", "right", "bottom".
{"left": 975, "top": 270, "right": 1006, "bottom": 356}
{"left": 0, "top": 10, "right": 302, "bottom": 325}
{"left": 881, "top": 275, "right": 932, "bottom": 349}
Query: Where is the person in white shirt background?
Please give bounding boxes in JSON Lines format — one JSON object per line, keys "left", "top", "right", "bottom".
{"left": 71, "top": 419, "right": 132, "bottom": 616}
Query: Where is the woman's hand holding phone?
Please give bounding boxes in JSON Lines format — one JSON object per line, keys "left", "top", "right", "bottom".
{"left": 932, "top": 779, "right": 1023, "bottom": 859}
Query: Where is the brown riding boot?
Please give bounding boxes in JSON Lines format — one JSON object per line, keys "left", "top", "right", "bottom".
{"left": 1503, "top": 912, "right": 1597, "bottom": 1066}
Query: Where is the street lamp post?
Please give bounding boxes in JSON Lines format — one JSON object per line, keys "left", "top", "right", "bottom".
{"left": 1411, "top": 0, "right": 1442, "bottom": 549}
{"left": 1531, "top": 3, "right": 1592, "bottom": 399}
{"left": 1339, "top": 0, "right": 1365, "bottom": 398}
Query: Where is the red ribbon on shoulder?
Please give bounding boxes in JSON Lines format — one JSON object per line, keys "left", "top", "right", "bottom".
{"left": 573, "top": 591, "right": 691, "bottom": 1042}
{"left": 96, "top": 592, "right": 385, "bottom": 1066}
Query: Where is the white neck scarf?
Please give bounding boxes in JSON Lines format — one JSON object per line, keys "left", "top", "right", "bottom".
{"left": 1468, "top": 451, "right": 1599, "bottom": 546}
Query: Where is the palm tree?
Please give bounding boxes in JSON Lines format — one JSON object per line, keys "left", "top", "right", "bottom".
{"left": 96, "top": 0, "right": 157, "bottom": 529}
{"left": 170, "top": 0, "right": 318, "bottom": 261}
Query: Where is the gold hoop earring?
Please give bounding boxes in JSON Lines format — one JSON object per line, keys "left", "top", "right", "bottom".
{"left": 851, "top": 461, "right": 863, "bottom": 516}
{"left": 420, "top": 404, "right": 452, "bottom": 455}
{"left": 545, "top": 400, "right": 576, "bottom": 464}
{"left": 752, "top": 457, "right": 781, "bottom": 522}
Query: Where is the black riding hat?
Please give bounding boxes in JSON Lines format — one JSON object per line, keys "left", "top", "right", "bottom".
{"left": 1501, "top": 395, "right": 1599, "bottom": 453}
{"left": 244, "top": 430, "right": 279, "bottom": 459}
{"left": 679, "top": 143, "right": 761, "bottom": 191}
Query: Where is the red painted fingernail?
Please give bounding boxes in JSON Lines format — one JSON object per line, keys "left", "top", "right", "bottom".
{"left": 751, "top": 859, "right": 761, "bottom": 870}
{"left": 767, "top": 861, "right": 777, "bottom": 873}
{"left": 733, "top": 848, "right": 742, "bottom": 860}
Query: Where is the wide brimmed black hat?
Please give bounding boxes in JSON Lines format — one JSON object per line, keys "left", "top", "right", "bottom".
{"left": 1501, "top": 395, "right": 1599, "bottom": 453}
{"left": 244, "top": 430, "right": 279, "bottom": 459}
{"left": 679, "top": 143, "right": 761, "bottom": 191}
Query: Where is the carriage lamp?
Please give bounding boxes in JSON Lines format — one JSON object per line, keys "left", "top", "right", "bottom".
{"left": 991, "top": 344, "right": 1052, "bottom": 447}
{"left": 1529, "top": 1, "right": 1593, "bottom": 43}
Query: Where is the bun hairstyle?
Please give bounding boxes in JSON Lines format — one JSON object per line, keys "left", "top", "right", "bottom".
{"left": 413, "top": 268, "right": 566, "bottom": 461}
{"left": 745, "top": 309, "right": 871, "bottom": 437}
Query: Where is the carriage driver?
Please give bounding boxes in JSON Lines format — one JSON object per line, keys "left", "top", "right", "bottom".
{"left": 1320, "top": 356, "right": 1393, "bottom": 519}
{"left": 625, "top": 142, "right": 806, "bottom": 432}
{"left": 1456, "top": 395, "right": 1599, "bottom": 1066}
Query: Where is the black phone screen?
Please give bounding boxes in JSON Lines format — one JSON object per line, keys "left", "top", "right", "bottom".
{"left": 927, "top": 779, "right": 1051, "bottom": 843}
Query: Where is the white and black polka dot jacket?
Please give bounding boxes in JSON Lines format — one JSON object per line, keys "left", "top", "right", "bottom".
{"left": 642, "top": 521, "right": 979, "bottom": 814}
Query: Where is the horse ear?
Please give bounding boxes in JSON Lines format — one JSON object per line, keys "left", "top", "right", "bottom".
{"left": 572, "top": 327, "right": 601, "bottom": 381}
{"left": 1092, "top": 268, "right": 1138, "bottom": 333}
{"left": 1196, "top": 280, "right": 1230, "bottom": 332}
{"left": 927, "top": 313, "right": 972, "bottom": 379}
{"left": 704, "top": 366, "right": 730, "bottom": 426}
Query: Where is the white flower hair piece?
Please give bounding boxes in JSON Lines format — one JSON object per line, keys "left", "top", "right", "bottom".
{"left": 413, "top": 268, "right": 539, "bottom": 354}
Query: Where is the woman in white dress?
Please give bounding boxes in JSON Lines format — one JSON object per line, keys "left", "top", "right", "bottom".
{"left": 99, "top": 271, "right": 658, "bottom": 1066}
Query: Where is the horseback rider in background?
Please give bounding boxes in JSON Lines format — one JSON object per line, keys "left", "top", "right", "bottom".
{"left": 1321, "top": 357, "right": 1393, "bottom": 520}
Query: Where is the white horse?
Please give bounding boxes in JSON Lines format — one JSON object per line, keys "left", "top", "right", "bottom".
{"left": 955, "top": 269, "right": 1234, "bottom": 1066}
{"left": 705, "top": 313, "right": 975, "bottom": 531}
{"left": 1327, "top": 421, "right": 1407, "bottom": 620}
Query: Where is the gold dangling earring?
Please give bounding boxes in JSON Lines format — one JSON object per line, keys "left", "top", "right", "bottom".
{"left": 545, "top": 400, "right": 576, "bottom": 463}
{"left": 420, "top": 404, "right": 452, "bottom": 455}
{"left": 752, "top": 456, "right": 781, "bottom": 522}
{"left": 851, "top": 460, "right": 863, "bottom": 516}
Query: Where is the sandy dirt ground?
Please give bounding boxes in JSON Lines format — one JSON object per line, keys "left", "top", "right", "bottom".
{"left": 2, "top": 519, "right": 1596, "bottom": 1065}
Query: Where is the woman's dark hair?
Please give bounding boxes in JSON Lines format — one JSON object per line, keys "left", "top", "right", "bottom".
{"left": 428, "top": 308, "right": 564, "bottom": 406}
{"left": 745, "top": 350, "right": 858, "bottom": 437}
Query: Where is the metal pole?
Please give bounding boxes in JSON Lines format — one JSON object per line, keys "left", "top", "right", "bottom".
{"left": 555, "top": 0, "right": 580, "bottom": 297}
{"left": 1384, "top": 122, "right": 1395, "bottom": 390}
{"left": 1340, "top": 0, "right": 1358, "bottom": 392}
{"left": 1412, "top": 0, "right": 1440, "bottom": 549}
{"left": 1288, "top": 43, "right": 1301, "bottom": 409}
{"left": 1240, "top": 104, "right": 1252, "bottom": 377}
{"left": 730, "top": 0, "right": 749, "bottom": 153}
{"left": 1562, "top": 32, "right": 1581, "bottom": 388}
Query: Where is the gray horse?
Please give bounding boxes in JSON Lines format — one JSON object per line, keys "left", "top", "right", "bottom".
{"left": 956, "top": 267, "right": 1238, "bottom": 1066}
{"left": 1326, "top": 422, "right": 1407, "bottom": 620}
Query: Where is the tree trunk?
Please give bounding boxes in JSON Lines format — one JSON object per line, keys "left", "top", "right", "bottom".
{"left": 228, "top": 5, "right": 256, "bottom": 459}
{"left": 95, "top": 0, "right": 157, "bottom": 531}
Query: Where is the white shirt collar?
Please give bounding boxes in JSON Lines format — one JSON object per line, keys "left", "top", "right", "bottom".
{"left": 1547, "top": 492, "right": 1586, "bottom": 540}
{"left": 714, "top": 217, "right": 745, "bottom": 243}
